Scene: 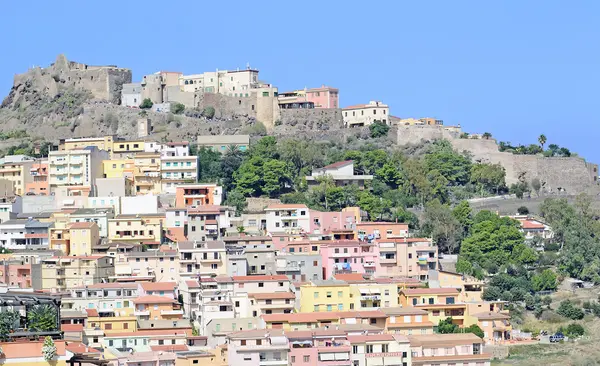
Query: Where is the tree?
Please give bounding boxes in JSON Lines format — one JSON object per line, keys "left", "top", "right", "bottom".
{"left": 452, "top": 200, "right": 473, "bottom": 238}
{"left": 558, "top": 147, "right": 571, "bottom": 157}
{"left": 557, "top": 300, "right": 584, "bottom": 320}
{"left": 27, "top": 304, "right": 57, "bottom": 332}
{"left": 470, "top": 163, "right": 506, "bottom": 195}
{"left": 0, "top": 310, "right": 19, "bottom": 341}
{"left": 375, "top": 163, "right": 403, "bottom": 189}
{"left": 482, "top": 132, "right": 492, "bottom": 139}
{"left": 532, "top": 269, "right": 558, "bottom": 292}
{"left": 170, "top": 102, "right": 185, "bottom": 115}
{"left": 531, "top": 178, "right": 541, "bottom": 196}
{"left": 421, "top": 200, "right": 462, "bottom": 254}
{"left": 564, "top": 323, "right": 585, "bottom": 337}
{"left": 547, "top": 144, "right": 559, "bottom": 157}
{"left": 139, "top": 98, "right": 153, "bottom": 109}
{"left": 517, "top": 206, "right": 529, "bottom": 215}
{"left": 510, "top": 181, "right": 529, "bottom": 199}
{"left": 437, "top": 317, "right": 458, "bottom": 334}
{"left": 203, "top": 106, "right": 215, "bottom": 119}
{"left": 42, "top": 336, "right": 57, "bottom": 361}
{"left": 424, "top": 140, "right": 472, "bottom": 186}
{"left": 224, "top": 190, "right": 247, "bottom": 216}
{"left": 464, "top": 324, "right": 485, "bottom": 338}
{"left": 538, "top": 134, "right": 547, "bottom": 150}
{"left": 369, "top": 121, "right": 390, "bottom": 138}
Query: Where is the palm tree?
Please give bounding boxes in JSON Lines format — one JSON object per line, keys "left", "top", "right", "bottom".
{"left": 538, "top": 134, "right": 547, "bottom": 150}
{"left": 237, "top": 226, "right": 246, "bottom": 234}
{"left": 482, "top": 132, "right": 492, "bottom": 140}
{"left": 27, "top": 304, "right": 57, "bottom": 332}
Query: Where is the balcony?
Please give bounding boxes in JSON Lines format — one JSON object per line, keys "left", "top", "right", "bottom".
{"left": 386, "top": 233, "right": 408, "bottom": 239}
{"left": 161, "top": 309, "right": 184, "bottom": 316}
{"left": 379, "top": 257, "right": 397, "bottom": 264}
{"left": 276, "top": 264, "right": 300, "bottom": 272}
{"left": 261, "top": 302, "right": 294, "bottom": 309}
{"left": 134, "top": 310, "right": 150, "bottom": 316}
{"left": 363, "top": 261, "right": 376, "bottom": 268}
{"left": 259, "top": 360, "right": 288, "bottom": 366}
{"left": 360, "top": 295, "right": 381, "bottom": 301}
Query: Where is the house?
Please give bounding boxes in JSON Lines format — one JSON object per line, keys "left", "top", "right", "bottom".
{"left": 376, "top": 238, "right": 438, "bottom": 281}
{"left": 343, "top": 100, "right": 390, "bottom": 127}
{"left": 348, "top": 333, "right": 411, "bottom": 366}
{"left": 133, "top": 152, "right": 162, "bottom": 195}
{"left": 265, "top": 204, "right": 311, "bottom": 234}
{"left": 41, "top": 255, "right": 114, "bottom": 291}
{"left": 25, "top": 160, "right": 49, "bottom": 195}
{"left": 178, "top": 241, "right": 228, "bottom": 278}
{"left": 0, "top": 218, "right": 53, "bottom": 250}
{"left": 277, "top": 85, "right": 339, "bottom": 109}
{"left": 197, "top": 135, "right": 250, "bottom": 153}
{"left": 175, "top": 184, "right": 223, "bottom": 207}
{"left": 0, "top": 155, "right": 35, "bottom": 195}
{"left": 408, "top": 333, "right": 491, "bottom": 366}
{"left": 319, "top": 240, "right": 379, "bottom": 279}
{"left": 161, "top": 154, "right": 199, "bottom": 193}
{"left": 380, "top": 307, "right": 434, "bottom": 335}
{"left": 226, "top": 329, "right": 289, "bottom": 366}
{"left": 305, "top": 160, "right": 373, "bottom": 189}
{"left": 133, "top": 295, "right": 184, "bottom": 320}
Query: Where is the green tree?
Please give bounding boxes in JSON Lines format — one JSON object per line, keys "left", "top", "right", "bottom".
{"left": 27, "top": 304, "right": 57, "bottom": 332}
{"left": 196, "top": 147, "right": 222, "bottom": 182}
{"left": 42, "top": 336, "right": 57, "bottom": 361}
{"left": 375, "top": 163, "right": 403, "bottom": 189}
{"left": 470, "top": 163, "right": 506, "bottom": 195}
{"left": 464, "top": 324, "right": 485, "bottom": 338}
{"left": 437, "top": 317, "right": 458, "bottom": 334}
{"left": 547, "top": 144, "right": 559, "bottom": 156}
{"left": 510, "top": 181, "right": 529, "bottom": 199}
{"left": 0, "top": 310, "right": 19, "bottom": 341}
{"left": 224, "top": 190, "right": 247, "bottom": 216}
{"left": 139, "top": 98, "right": 153, "bottom": 109}
{"left": 424, "top": 140, "right": 472, "bottom": 186}
{"left": 203, "top": 106, "right": 216, "bottom": 119}
{"left": 452, "top": 200, "right": 473, "bottom": 237}
{"left": 556, "top": 300, "right": 584, "bottom": 320}
{"left": 538, "top": 134, "right": 547, "bottom": 150}
{"left": 531, "top": 178, "right": 541, "bottom": 196}
{"left": 421, "top": 200, "right": 462, "bottom": 254}
{"left": 482, "top": 132, "right": 492, "bottom": 140}
{"left": 531, "top": 269, "right": 558, "bottom": 292}
{"left": 170, "top": 102, "right": 185, "bottom": 114}
{"left": 262, "top": 159, "right": 292, "bottom": 197}
{"left": 565, "top": 323, "right": 585, "bottom": 337}
{"left": 517, "top": 206, "right": 529, "bottom": 215}
{"left": 369, "top": 121, "right": 390, "bottom": 138}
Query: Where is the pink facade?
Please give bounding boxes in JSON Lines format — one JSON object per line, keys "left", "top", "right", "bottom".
{"left": 309, "top": 208, "right": 359, "bottom": 234}
{"left": 320, "top": 241, "right": 379, "bottom": 279}
{"left": 305, "top": 86, "right": 339, "bottom": 109}
{"left": 0, "top": 262, "right": 32, "bottom": 288}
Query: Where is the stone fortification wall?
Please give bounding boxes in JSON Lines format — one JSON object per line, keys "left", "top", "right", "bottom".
{"left": 273, "top": 109, "right": 344, "bottom": 135}
{"left": 397, "top": 125, "right": 598, "bottom": 193}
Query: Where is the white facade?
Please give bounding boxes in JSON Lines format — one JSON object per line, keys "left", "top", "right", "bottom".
{"left": 161, "top": 156, "right": 199, "bottom": 194}
{"left": 265, "top": 204, "right": 311, "bottom": 234}
{"left": 0, "top": 219, "right": 52, "bottom": 250}
{"left": 121, "top": 83, "right": 142, "bottom": 108}
{"left": 87, "top": 196, "right": 122, "bottom": 215}
{"left": 343, "top": 100, "right": 390, "bottom": 127}
{"left": 180, "top": 69, "right": 259, "bottom": 96}
{"left": 48, "top": 147, "right": 109, "bottom": 195}
{"left": 120, "top": 195, "right": 159, "bottom": 215}
{"left": 165, "top": 208, "right": 187, "bottom": 229}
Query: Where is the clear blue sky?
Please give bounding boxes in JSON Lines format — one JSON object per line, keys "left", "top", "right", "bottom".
{"left": 1, "top": 1, "right": 599, "bottom": 162}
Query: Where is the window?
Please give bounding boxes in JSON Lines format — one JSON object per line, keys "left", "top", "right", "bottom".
{"left": 366, "top": 345, "right": 374, "bottom": 353}
{"left": 123, "top": 323, "right": 129, "bottom": 329}
{"left": 338, "top": 304, "right": 343, "bottom": 310}
{"left": 314, "top": 292, "right": 319, "bottom": 299}
{"left": 338, "top": 291, "right": 343, "bottom": 298}
{"left": 279, "top": 282, "right": 284, "bottom": 287}
{"left": 327, "top": 292, "right": 332, "bottom": 298}
{"left": 291, "top": 355, "right": 296, "bottom": 363}
{"left": 382, "top": 344, "right": 389, "bottom": 353}
{"left": 428, "top": 298, "right": 434, "bottom": 305}
{"left": 258, "top": 282, "right": 264, "bottom": 288}
{"left": 352, "top": 345, "right": 358, "bottom": 354}
{"left": 312, "top": 246, "right": 318, "bottom": 251}
{"left": 446, "top": 297, "right": 455, "bottom": 304}
{"left": 314, "top": 305, "right": 319, "bottom": 311}
{"left": 412, "top": 298, "right": 418, "bottom": 306}
{"left": 262, "top": 91, "right": 269, "bottom": 97}
{"left": 335, "top": 248, "right": 339, "bottom": 254}
{"left": 104, "top": 323, "right": 112, "bottom": 330}
{"left": 326, "top": 304, "right": 332, "bottom": 312}
{"left": 303, "top": 356, "right": 310, "bottom": 362}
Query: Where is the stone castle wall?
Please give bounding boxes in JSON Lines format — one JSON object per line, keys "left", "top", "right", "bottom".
{"left": 398, "top": 125, "right": 599, "bottom": 193}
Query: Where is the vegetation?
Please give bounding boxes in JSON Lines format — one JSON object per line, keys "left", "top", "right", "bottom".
{"left": 139, "top": 98, "right": 153, "bottom": 109}
{"left": 531, "top": 269, "right": 558, "bottom": 292}
{"left": 0, "top": 310, "right": 19, "bottom": 341}
{"left": 170, "top": 102, "right": 185, "bottom": 115}
{"left": 203, "top": 106, "right": 215, "bottom": 119}
{"left": 369, "top": 120, "right": 390, "bottom": 138}
{"left": 499, "top": 139, "right": 573, "bottom": 157}
{"left": 517, "top": 206, "right": 529, "bottom": 215}
{"left": 556, "top": 300, "right": 584, "bottom": 320}
{"left": 27, "top": 304, "right": 57, "bottom": 332}
{"left": 437, "top": 317, "right": 484, "bottom": 338}
{"left": 42, "top": 336, "right": 57, "bottom": 361}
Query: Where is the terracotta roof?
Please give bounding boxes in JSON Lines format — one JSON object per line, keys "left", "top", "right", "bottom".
{"left": 24, "top": 233, "right": 48, "bottom": 239}
{"left": 187, "top": 205, "right": 221, "bottom": 214}
{"left": 387, "top": 321, "right": 435, "bottom": 329}
{"left": 336, "top": 310, "right": 387, "bottom": 318}
{"left": 471, "top": 311, "right": 511, "bottom": 320}
{"left": 380, "top": 307, "right": 428, "bottom": 316}
{"left": 262, "top": 312, "right": 339, "bottom": 323}
{"left": 519, "top": 219, "right": 545, "bottom": 229}
{"left": 65, "top": 342, "right": 101, "bottom": 354}
{"left": 412, "top": 354, "right": 492, "bottom": 364}
{"left": 150, "top": 344, "right": 189, "bottom": 352}
{"left": 347, "top": 334, "right": 396, "bottom": 343}
{"left": 205, "top": 219, "right": 218, "bottom": 225}
{"left": 232, "top": 275, "right": 288, "bottom": 283}
{"left": 107, "top": 329, "right": 192, "bottom": 337}
{"left": 81, "top": 283, "right": 138, "bottom": 289}
{"left": 185, "top": 280, "right": 201, "bottom": 288}
{"left": 140, "top": 282, "right": 177, "bottom": 292}
{"left": 85, "top": 308, "right": 99, "bottom": 317}
{"left": 322, "top": 160, "right": 353, "bottom": 169}
{"left": 0, "top": 340, "right": 67, "bottom": 359}
{"left": 249, "top": 292, "right": 295, "bottom": 300}
{"left": 401, "top": 288, "right": 459, "bottom": 296}
{"left": 333, "top": 273, "right": 366, "bottom": 282}
{"left": 408, "top": 333, "right": 483, "bottom": 347}
{"left": 343, "top": 104, "right": 370, "bottom": 110}
{"left": 68, "top": 222, "right": 96, "bottom": 229}
{"left": 61, "top": 323, "right": 84, "bottom": 332}
{"left": 133, "top": 295, "right": 178, "bottom": 304}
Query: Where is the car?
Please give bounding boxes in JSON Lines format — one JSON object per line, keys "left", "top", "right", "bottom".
{"left": 550, "top": 332, "right": 565, "bottom": 343}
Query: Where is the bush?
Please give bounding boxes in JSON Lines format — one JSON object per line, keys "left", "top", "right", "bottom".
{"left": 203, "top": 106, "right": 216, "bottom": 119}
{"left": 369, "top": 121, "right": 390, "bottom": 138}
{"left": 139, "top": 98, "right": 153, "bottom": 109}
{"left": 532, "top": 269, "right": 557, "bottom": 292}
{"left": 242, "top": 121, "right": 267, "bottom": 136}
{"left": 170, "top": 102, "right": 185, "bottom": 115}
{"left": 557, "top": 300, "right": 585, "bottom": 320}
{"left": 564, "top": 323, "right": 584, "bottom": 338}
{"left": 517, "top": 206, "right": 529, "bottom": 215}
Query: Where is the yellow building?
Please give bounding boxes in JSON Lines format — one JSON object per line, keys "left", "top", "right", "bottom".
{"left": 380, "top": 307, "right": 434, "bottom": 336}
{"left": 60, "top": 136, "right": 114, "bottom": 153}
{"left": 68, "top": 221, "right": 100, "bottom": 256}
{"left": 0, "top": 157, "right": 34, "bottom": 195}
{"left": 111, "top": 139, "right": 146, "bottom": 158}
{"left": 299, "top": 279, "right": 352, "bottom": 312}
{"left": 133, "top": 152, "right": 161, "bottom": 194}
{"left": 107, "top": 214, "right": 163, "bottom": 249}
{"left": 41, "top": 255, "right": 115, "bottom": 291}
{"left": 349, "top": 282, "right": 399, "bottom": 310}
{"left": 434, "top": 270, "right": 484, "bottom": 302}
{"left": 176, "top": 347, "right": 228, "bottom": 366}
{"left": 86, "top": 307, "right": 137, "bottom": 334}
{"left": 102, "top": 159, "right": 135, "bottom": 178}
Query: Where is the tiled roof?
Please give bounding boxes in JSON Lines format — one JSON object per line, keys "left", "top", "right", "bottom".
{"left": 61, "top": 323, "right": 84, "bottom": 332}
{"left": 265, "top": 204, "right": 308, "bottom": 209}
{"left": 140, "top": 282, "right": 177, "bottom": 291}
{"left": 68, "top": 222, "right": 96, "bottom": 229}
{"left": 470, "top": 311, "right": 511, "bottom": 320}
{"left": 518, "top": 219, "right": 546, "bottom": 229}
{"left": 150, "top": 344, "right": 189, "bottom": 352}
{"left": 401, "top": 288, "right": 460, "bottom": 295}
{"left": 133, "top": 295, "right": 178, "bottom": 304}
{"left": 407, "top": 333, "right": 483, "bottom": 347}
{"left": 85, "top": 308, "right": 99, "bottom": 317}
{"left": 347, "top": 334, "right": 397, "bottom": 343}
{"left": 249, "top": 292, "right": 295, "bottom": 300}
{"left": 322, "top": 160, "right": 353, "bottom": 169}
{"left": 232, "top": 275, "right": 288, "bottom": 282}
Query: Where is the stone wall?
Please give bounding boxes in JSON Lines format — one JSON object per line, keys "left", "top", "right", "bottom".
{"left": 273, "top": 109, "right": 344, "bottom": 135}
{"left": 397, "top": 125, "right": 599, "bottom": 194}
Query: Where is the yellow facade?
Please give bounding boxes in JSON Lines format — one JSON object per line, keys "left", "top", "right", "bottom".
{"left": 61, "top": 136, "right": 114, "bottom": 153}
{"left": 133, "top": 153, "right": 162, "bottom": 194}
{"left": 41, "top": 256, "right": 114, "bottom": 291}
{"left": 88, "top": 314, "right": 137, "bottom": 334}
{"left": 299, "top": 282, "right": 353, "bottom": 312}
{"left": 69, "top": 222, "right": 100, "bottom": 256}
{"left": 0, "top": 160, "right": 33, "bottom": 195}
{"left": 103, "top": 159, "right": 135, "bottom": 178}
{"left": 176, "top": 347, "right": 228, "bottom": 366}
{"left": 107, "top": 216, "right": 163, "bottom": 246}
{"left": 436, "top": 270, "right": 484, "bottom": 302}
{"left": 349, "top": 283, "right": 399, "bottom": 310}
{"left": 112, "top": 140, "right": 145, "bottom": 157}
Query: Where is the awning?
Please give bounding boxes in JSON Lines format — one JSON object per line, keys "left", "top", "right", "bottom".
{"left": 335, "top": 352, "right": 350, "bottom": 360}
{"left": 319, "top": 353, "right": 335, "bottom": 361}
{"left": 270, "top": 336, "right": 288, "bottom": 346}
{"left": 360, "top": 288, "right": 372, "bottom": 294}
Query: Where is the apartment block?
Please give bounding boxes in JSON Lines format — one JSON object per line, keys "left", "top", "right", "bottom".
{"left": 408, "top": 333, "right": 491, "bottom": 366}
{"left": 178, "top": 240, "right": 228, "bottom": 278}
{"left": 0, "top": 218, "right": 52, "bottom": 250}
{"left": 49, "top": 146, "right": 109, "bottom": 196}
{"left": 0, "top": 155, "right": 35, "bottom": 195}
{"left": 265, "top": 204, "right": 311, "bottom": 234}
{"left": 25, "top": 160, "right": 49, "bottom": 195}
{"left": 278, "top": 85, "right": 339, "bottom": 109}
{"left": 273, "top": 253, "right": 322, "bottom": 282}
{"left": 133, "top": 295, "right": 183, "bottom": 321}
{"left": 377, "top": 238, "right": 438, "bottom": 280}
{"left": 60, "top": 136, "right": 114, "bottom": 154}
{"left": 180, "top": 68, "right": 259, "bottom": 95}
{"left": 107, "top": 214, "right": 162, "bottom": 248}
{"left": 161, "top": 155, "right": 198, "bottom": 193}
{"left": 125, "top": 250, "right": 180, "bottom": 282}
{"left": 41, "top": 255, "right": 114, "bottom": 291}
{"left": 49, "top": 221, "right": 100, "bottom": 256}
{"left": 69, "top": 207, "right": 114, "bottom": 238}
{"left": 175, "top": 184, "right": 222, "bottom": 207}
{"left": 319, "top": 240, "right": 379, "bottom": 279}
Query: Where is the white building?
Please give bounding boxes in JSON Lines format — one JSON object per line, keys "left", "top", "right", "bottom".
{"left": 305, "top": 160, "right": 373, "bottom": 189}
{"left": 121, "top": 83, "right": 142, "bottom": 108}
{"left": 180, "top": 68, "right": 259, "bottom": 96}
{"left": 0, "top": 196, "right": 22, "bottom": 224}
{"left": 343, "top": 100, "right": 390, "bottom": 127}
{"left": 265, "top": 204, "right": 311, "bottom": 234}
{"left": 48, "top": 147, "right": 109, "bottom": 196}
{"left": 0, "top": 218, "right": 53, "bottom": 250}
{"left": 120, "top": 195, "right": 159, "bottom": 215}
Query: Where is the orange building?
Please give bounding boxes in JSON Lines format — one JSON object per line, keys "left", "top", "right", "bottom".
{"left": 356, "top": 222, "right": 409, "bottom": 240}
{"left": 25, "top": 161, "right": 49, "bottom": 195}
{"left": 174, "top": 184, "right": 222, "bottom": 208}
{"left": 133, "top": 295, "right": 184, "bottom": 320}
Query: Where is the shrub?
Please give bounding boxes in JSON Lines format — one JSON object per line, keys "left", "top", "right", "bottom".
{"left": 532, "top": 269, "right": 557, "bottom": 292}
{"left": 170, "top": 102, "right": 185, "bottom": 115}
{"left": 369, "top": 120, "right": 390, "bottom": 138}
{"left": 139, "top": 98, "right": 153, "bottom": 109}
{"left": 564, "top": 323, "right": 584, "bottom": 338}
{"left": 517, "top": 206, "right": 529, "bottom": 215}
{"left": 203, "top": 106, "right": 216, "bottom": 119}
{"left": 557, "top": 300, "right": 585, "bottom": 320}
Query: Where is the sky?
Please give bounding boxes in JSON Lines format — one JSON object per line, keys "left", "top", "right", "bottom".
{"left": 1, "top": 1, "right": 599, "bottom": 161}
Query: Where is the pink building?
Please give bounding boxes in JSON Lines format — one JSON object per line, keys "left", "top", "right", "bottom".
{"left": 278, "top": 85, "right": 339, "bottom": 109}
{"left": 320, "top": 240, "right": 379, "bottom": 279}
{"left": 0, "top": 260, "right": 33, "bottom": 288}
{"left": 138, "top": 281, "right": 177, "bottom": 299}
{"left": 309, "top": 207, "right": 361, "bottom": 235}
